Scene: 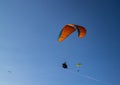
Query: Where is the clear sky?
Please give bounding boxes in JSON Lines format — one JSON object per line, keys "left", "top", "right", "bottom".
{"left": 0, "top": 0, "right": 120, "bottom": 85}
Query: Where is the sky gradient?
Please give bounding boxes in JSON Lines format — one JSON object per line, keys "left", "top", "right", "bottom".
{"left": 0, "top": 0, "right": 120, "bottom": 85}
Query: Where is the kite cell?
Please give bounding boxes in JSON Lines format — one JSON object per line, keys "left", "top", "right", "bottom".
{"left": 58, "top": 24, "right": 87, "bottom": 42}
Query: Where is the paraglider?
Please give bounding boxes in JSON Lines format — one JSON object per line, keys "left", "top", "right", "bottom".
{"left": 58, "top": 24, "right": 87, "bottom": 42}
{"left": 57, "top": 24, "right": 112, "bottom": 85}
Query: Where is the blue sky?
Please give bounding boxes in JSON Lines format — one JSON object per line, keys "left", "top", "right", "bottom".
{"left": 0, "top": 0, "right": 120, "bottom": 85}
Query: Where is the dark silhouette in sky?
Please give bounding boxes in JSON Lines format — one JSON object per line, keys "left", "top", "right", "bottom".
{"left": 62, "top": 62, "right": 68, "bottom": 69}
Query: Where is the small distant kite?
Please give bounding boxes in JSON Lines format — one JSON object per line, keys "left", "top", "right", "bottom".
{"left": 76, "top": 62, "right": 82, "bottom": 72}
{"left": 76, "top": 62, "right": 82, "bottom": 67}
{"left": 8, "top": 70, "right": 12, "bottom": 74}
{"left": 58, "top": 24, "right": 87, "bottom": 42}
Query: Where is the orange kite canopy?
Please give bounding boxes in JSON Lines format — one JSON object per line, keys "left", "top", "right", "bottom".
{"left": 58, "top": 24, "right": 87, "bottom": 42}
